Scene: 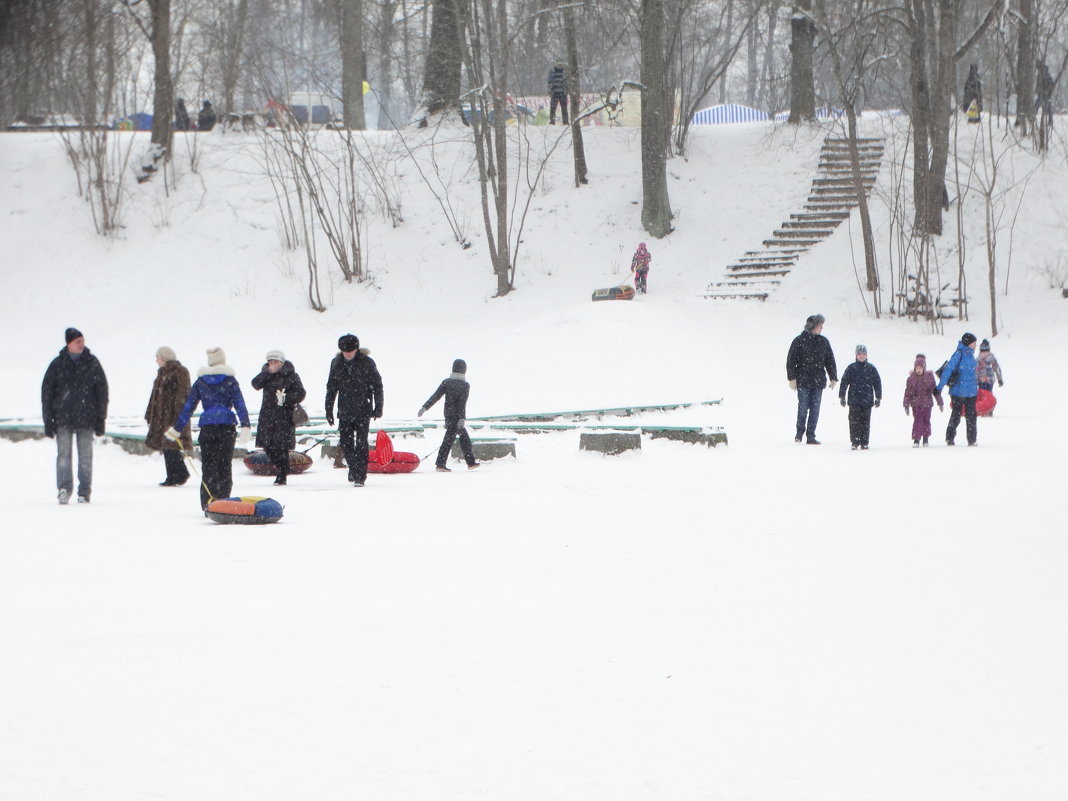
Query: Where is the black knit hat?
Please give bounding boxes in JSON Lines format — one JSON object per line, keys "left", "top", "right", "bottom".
{"left": 65, "top": 327, "right": 83, "bottom": 343}
{"left": 980, "top": 339, "right": 990, "bottom": 351}
{"left": 338, "top": 334, "right": 359, "bottom": 352}
{"left": 452, "top": 358, "right": 467, "bottom": 374}
{"left": 961, "top": 332, "right": 977, "bottom": 346}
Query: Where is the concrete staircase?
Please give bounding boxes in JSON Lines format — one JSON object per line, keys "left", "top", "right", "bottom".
{"left": 703, "top": 136, "right": 885, "bottom": 301}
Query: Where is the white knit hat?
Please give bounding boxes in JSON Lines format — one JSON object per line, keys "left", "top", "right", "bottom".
{"left": 206, "top": 347, "right": 226, "bottom": 366}
{"left": 156, "top": 346, "right": 177, "bottom": 362}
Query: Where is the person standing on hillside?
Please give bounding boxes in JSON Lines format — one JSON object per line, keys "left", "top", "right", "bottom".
{"left": 325, "top": 334, "right": 384, "bottom": 487}
{"left": 251, "top": 350, "right": 307, "bottom": 486}
{"left": 197, "top": 100, "right": 217, "bottom": 131}
{"left": 418, "top": 358, "right": 479, "bottom": 472}
{"left": 839, "top": 344, "right": 882, "bottom": 450}
{"left": 937, "top": 333, "right": 980, "bottom": 446}
{"left": 174, "top": 98, "right": 191, "bottom": 131}
{"left": 547, "top": 61, "right": 569, "bottom": 125}
{"left": 42, "top": 327, "right": 109, "bottom": 504}
{"left": 145, "top": 346, "right": 192, "bottom": 486}
{"left": 786, "top": 314, "right": 838, "bottom": 445}
{"left": 166, "top": 347, "right": 251, "bottom": 510}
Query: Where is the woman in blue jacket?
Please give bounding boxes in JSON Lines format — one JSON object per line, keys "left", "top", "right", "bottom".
{"left": 936, "top": 333, "right": 979, "bottom": 446}
{"left": 167, "top": 347, "right": 251, "bottom": 510}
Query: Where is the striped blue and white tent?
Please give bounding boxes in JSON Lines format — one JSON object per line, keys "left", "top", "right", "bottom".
{"left": 690, "top": 104, "right": 769, "bottom": 125}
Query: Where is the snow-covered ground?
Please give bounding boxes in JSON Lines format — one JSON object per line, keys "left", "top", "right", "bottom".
{"left": 1, "top": 116, "right": 1066, "bottom": 800}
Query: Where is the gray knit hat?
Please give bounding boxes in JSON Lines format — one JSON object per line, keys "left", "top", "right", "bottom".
{"left": 265, "top": 349, "right": 286, "bottom": 363}
{"left": 156, "top": 346, "right": 177, "bottom": 362}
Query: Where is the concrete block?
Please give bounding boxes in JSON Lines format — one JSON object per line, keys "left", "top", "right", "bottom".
{"left": 579, "top": 432, "right": 641, "bottom": 455}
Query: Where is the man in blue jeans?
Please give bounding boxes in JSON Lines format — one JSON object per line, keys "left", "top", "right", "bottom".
{"left": 41, "top": 327, "right": 109, "bottom": 503}
{"left": 786, "top": 314, "right": 838, "bottom": 445}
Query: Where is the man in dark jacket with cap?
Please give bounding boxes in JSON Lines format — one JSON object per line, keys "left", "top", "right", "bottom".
{"left": 418, "top": 359, "right": 479, "bottom": 472}
{"left": 41, "top": 327, "right": 109, "bottom": 504}
{"left": 325, "top": 334, "right": 384, "bottom": 486}
{"left": 786, "top": 313, "right": 838, "bottom": 444}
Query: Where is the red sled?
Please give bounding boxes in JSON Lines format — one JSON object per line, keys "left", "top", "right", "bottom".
{"left": 592, "top": 285, "right": 635, "bottom": 302}
{"left": 367, "top": 430, "right": 420, "bottom": 473}
{"left": 976, "top": 388, "right": 997, "bottom": 416}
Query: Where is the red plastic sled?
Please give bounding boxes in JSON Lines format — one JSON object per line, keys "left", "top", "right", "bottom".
{"left": 976, "top": 388, "right": 997, "bottom": 416}
{"left": 243, "top": 449, "right": 313, "bottom": 475}
{"left": 366, "top": 430, "right": 419, "bottom": 473}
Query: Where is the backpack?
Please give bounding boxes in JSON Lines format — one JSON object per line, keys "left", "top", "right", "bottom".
{"left": 936, "top": 358, "right": 961, "bottom": 389}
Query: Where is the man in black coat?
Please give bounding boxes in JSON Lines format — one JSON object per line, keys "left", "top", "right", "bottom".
{"left": 325, "top": 334, "right": 383, "bottom": 487}
{"left": 785, "top": 314, "right": 838, "bottom": 445}
{"left": 41, "top": 327, "right": 109, "bottom": 503}
{"left": 418, "top": 358, "right": 479, "bottom": 472}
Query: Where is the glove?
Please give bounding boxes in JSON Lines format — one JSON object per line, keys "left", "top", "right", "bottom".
{"left": 417, "top": 407, "right": 426, "bottom": 418}
{"left": 372, "top": 409, "right": 383, "bottom": 420}
{"left": 904, "top": 407, "right": 910, "bottom": 416}
{"left": 326, "top": 411, "right": 335, "bottom": 426}
{"left": 998, "top": 380, "right": 1003, "bottom": 387}
{"left": 44, "top": 422, "right": 56, "bottom": 439}
{"left": 276, "top": 388, "right": 286, "bottom": 406}
{"left": 458, "top": 419, "right": 466, "bottom": 429}
{"left": 829, "top": 380, "right": 838, "bottom": 391}
{"left": 164, "top": 426, "right": 183, "bottom": 442}
{"left": 788, "top": 380, "right": 797, "bottom": 391}
{"left": 840, "top": 399, "right": 846, "bottom": 407}
{"left": 874, "top": 400, "right": 880, "bottom": 408}
{"left": 95, "top": 420, "right": 106, "bottom": 436}
{"left": 237, "top": 427, "right": 251, "bottom": 447}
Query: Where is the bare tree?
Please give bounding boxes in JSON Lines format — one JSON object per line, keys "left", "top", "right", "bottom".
{"left": 420, "top": 0, "right": 465, "bottom": 120}
{"left": 641, "top": 0, "right": 672, "bottom": 238}
{"left": 788, "top": 0, "right": 817, "bottom": 123}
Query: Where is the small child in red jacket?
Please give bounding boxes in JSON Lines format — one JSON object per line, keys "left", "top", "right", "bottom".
{"left": 903, "top": 354, "right": 943, "bottom": 447}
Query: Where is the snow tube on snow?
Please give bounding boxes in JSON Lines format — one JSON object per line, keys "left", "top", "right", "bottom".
{"left": 976, "top": 388, "right": 997, "bottom": 416}
{"left": 243, "top": 449, "right": 313, "bottom": 475}
{"left": 205, "top": 496, "right": 284, "bottom": 525}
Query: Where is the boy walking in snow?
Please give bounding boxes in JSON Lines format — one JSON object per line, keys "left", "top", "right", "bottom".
{"left": 418, "top": 359, "right": 479, "bottom": 472}
{"left": 839, "top": 344, "right": 882, "bottom": 450}
{"left": 903, "top": 354, "right": 943, "bottom": 447}
{"left": 975, "top": 339, "right": 1004, "bottom": 392}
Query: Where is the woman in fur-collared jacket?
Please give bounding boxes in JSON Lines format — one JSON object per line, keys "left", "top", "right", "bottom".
{"left": 251, "top": 350, "right": 306, "bottom": 485}
{"left": 145, "top": 346, "right": 192, "bottom": 486}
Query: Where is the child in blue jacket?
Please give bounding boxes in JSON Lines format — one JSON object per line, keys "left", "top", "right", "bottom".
{"left": 839, "top": 344, "right": 882, "bottom": 450}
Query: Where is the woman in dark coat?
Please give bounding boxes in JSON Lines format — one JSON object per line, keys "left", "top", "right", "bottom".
{"left": 251, "top": 350, "right": 307, "bottom": 485}
{"left": 145, "top": 346, "right": 193, "bottom": 485}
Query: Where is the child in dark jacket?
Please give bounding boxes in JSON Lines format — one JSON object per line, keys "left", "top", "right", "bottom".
{"left": 902, "top": 354, "right": 943, "bottom": 447}
{"left": 418, "top": 359, "right": 479, "bottom": 472}
{"left": 839, "top": 344, "right": 882, "bottom": 449}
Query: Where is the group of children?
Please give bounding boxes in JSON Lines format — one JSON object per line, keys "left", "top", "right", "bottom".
{"left": 840, "top": 339, "right": 1003, "bottom": 449}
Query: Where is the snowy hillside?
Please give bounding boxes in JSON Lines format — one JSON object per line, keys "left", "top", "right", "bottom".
{"left": 1, "top": 115, "right": 1066, "bottom": 801}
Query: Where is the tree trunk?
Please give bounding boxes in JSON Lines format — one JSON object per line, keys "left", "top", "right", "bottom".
{"left": 421, "top": 0, "right": 464, "bottom": 117}
{"left": 149, "top": 0, "right": 173, "bottom": 154}
{"left": 1014, "top": 0, "right": 1033, "bottom": 135}
{"left": 220, "top": 0, "right": 249, "bottom": 115}
{"left": 564, "top": 4, "right": 587, "bottom": 186}
{"left": 640, "top": 0, "right": 672, "bottom": 238}
{"left": 342, "top": 0, "right": 366, "bottom": 129}
{"left": 787, "top": 0, "right": 816, "bottom": 124}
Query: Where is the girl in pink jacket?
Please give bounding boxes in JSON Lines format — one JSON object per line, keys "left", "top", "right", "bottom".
{"left": 903, "top": 354, "right": 943, "bottom": 447}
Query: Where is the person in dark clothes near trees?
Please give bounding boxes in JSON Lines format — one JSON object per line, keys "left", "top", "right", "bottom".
{"left": 251, "top": 350, "right": 307, "bottom": 486}
{"left": 936, "top": 332, "right": 980, "bottom": 446}
{"left": 786, "top": 314, "right": 838, "bottom": 445}
{"left": 325, "top": 334, "right": 384, "bottom": 487}
{"left": 839, "top": 344, "right": 882, "bottom": 450}
{"left": 167, "top": 347, "right": 251, "bottom": 510}
{"left": 547, "top": 61, "right": 569, "bottom": 125}
{"left": 174, "top": 98, "right": 191, "bottom": 131}
{"left": 418, "top": 359, "right": 480, "bottom": 472}
{"left": 42, "top": 327, "right": 109, "bottom": 504}
{"left": 145, "top": 346, "right": 192, "bottom": 486}
{"left": 197, "top": 100, "right": 216, "bottom": 131}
